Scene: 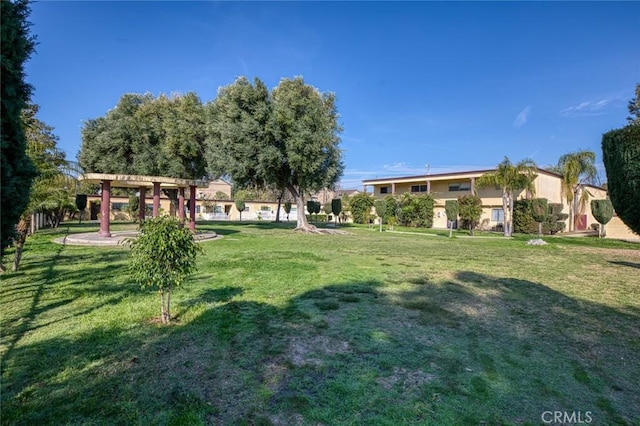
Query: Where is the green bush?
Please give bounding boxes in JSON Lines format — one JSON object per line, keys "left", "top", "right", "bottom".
{"left": 128, "top": 194, "right": 140, "bottom": 221}
{"left": 445, "top": 200, "right": 458, "bottom": 222}
{"left": 349, "top": 193, "right": 375, "bottom": 224}
{"left": 383, "top": 195, "right": 399, "bottom": 224}
{"left": 458, "top": 195, "right": 482, "bottom": 235}
{"left": 602, "top": 123, "right": 640, "bottom": 234}
{"left": 513, "top": 199, "right": 537, "bottom": 234}
{"left": 543, "top": 203, "right": 568, "bottom": 234}
{"left": 591, "top": 199, "right": 614, "bottom": 238}
{"left": 397, "top": 193, "right": 434, "bottom": 228}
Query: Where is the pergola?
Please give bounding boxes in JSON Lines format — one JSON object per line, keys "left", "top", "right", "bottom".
{"left": 81, "top": 173, "right": 209, "bottom": 237}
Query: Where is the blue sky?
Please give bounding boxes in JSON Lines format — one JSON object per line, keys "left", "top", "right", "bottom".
{"left": 26, "top": 1, "right": 639, "bottom": 189}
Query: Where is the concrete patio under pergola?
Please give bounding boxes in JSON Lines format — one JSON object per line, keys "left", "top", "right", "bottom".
{"left": 81, "top": 173, "right": 209, "bottom": 237}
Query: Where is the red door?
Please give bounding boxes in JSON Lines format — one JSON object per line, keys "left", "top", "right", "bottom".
{"left": 575, "top": 214, "right": 587, "bottom": 231}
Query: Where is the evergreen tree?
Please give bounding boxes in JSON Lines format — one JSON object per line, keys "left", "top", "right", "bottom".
{"left": 1, "top": 0, "right": 37, "bottom": 257}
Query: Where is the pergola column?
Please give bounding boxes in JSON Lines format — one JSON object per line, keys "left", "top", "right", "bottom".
{"left": 138, "top": 186, "right": 146, "bottom": 222}
{"left": 153, "top": 182, "right": 161, "bottom": 217}
{"left": 178, "top": 187, "right": 185, "bottom": 226}
{"left": 189, "top": 185, "right": 196, "bottom": 231}
{"left": 391, "top": 183, "right": 396, "bottom": 195}
{"left": 99, "top": 180, "right": 112, "bottom": 237}
{"left": 426, "top": 180, "right": 431, "bottom": 194}
{"left": 470, "top": 177, "right": 476, "bottom": 194}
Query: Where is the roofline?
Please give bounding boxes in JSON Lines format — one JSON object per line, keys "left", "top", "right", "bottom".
{"left": 362, "top": 167, "right": 568, "bottom": 185}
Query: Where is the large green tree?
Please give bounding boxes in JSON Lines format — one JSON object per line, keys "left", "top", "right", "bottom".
{"left": 78, "top": 93, "right": 206, "bottom": 178}
{"left": 554, "top": 150, "right": 597, "bottom": 232}
{"left": 476, "top": 157, "right": 538, "bottom": 237}
{"left": 1, "top": 0, "right": 37, "bottom": 258}
{"left": 79, "top": 92, "right": 207, "bottom": 215}
{"left": 205, "top": 76, "right": 344, "bottom": 232}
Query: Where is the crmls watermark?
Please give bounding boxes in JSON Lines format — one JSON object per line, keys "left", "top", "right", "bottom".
{"left": 541, "top": 411, "right": 593, "bottom": 424}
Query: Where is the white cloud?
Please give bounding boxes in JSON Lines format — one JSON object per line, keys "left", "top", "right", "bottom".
{"left": 561, "top": 98, "right": 613, "bottom": 118}
{"left": 513, "top": 106, "right": 532, "bottom": 127}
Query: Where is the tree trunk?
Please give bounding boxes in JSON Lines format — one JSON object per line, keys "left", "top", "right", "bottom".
{"left": 287, "top": 184, "right": 315, "bottom": 231}
{"left": 538, "top": 222, "right": 543, "bottom": 237}
{"left": 163, "top": 189, "right": 179, "bottom": 218}
{"left": 449, "top": 221, "right": 453, "bottom": 238}
{"left": 12, "top": 216, "right": 30, "bottom": 272}
{"left": 166, "top": 288, "right": 171, "bottom": 323}
{"left": 502, "top": 192, "right": 511, "bottom": 237}
{"left": 160, "top": 290, "right": 168, "bottom": 324}
{"left": 509, "top": 192, "right": 515, "bottom": 237}
{"left": 275, "top": 190, "right": 284, "bottom": 223}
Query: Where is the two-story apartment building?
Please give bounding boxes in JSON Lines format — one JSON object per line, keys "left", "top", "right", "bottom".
{"left": 362, "top": 168, "right": 610, "bottom": 232}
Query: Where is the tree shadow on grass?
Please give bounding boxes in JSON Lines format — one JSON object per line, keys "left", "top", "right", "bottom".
{"left": 608, "top": 260, "right": 640, "bottom": 270}
{"left": 2, "top": 272, "right": 639, "bottom": 425}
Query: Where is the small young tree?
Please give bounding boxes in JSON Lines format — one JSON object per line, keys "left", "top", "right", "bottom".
{"left": 75, "top": 194, "right": 88, "bottom": 224}
{"left": 445, "top": 200, "right": 458, "bottom": 238}
{"left": 128, "top": 194, "right": 140, "bottom": 222}
{"left": 458, "top": 195, "right": 482, "bottom": 236}
{"left": 531, "top": 198, "right": 548, "bottom": 237}
{"left": 590, "top": 199, "right": 614, "bottom": 238}
{"left": 307, "top": 200, "right": 321, "bottom": 222}
{"left": 313, "top": 201, "right": 321, "bottom": 221}
{"left": 129, "top": 217, "right": 202, "bottom": 324}
{"left": 374, "top": 200, "right": 386, "bottom": 232}
{"left": 331, "top": 198, "right": 341, "bottom": 226}
{"left": 284, "top": 201, "right": 292, "bottom": 222}
{"left": 235, "top": 198, "right": 246, "bottom": 221}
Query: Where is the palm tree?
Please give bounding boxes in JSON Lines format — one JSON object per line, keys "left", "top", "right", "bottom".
{"left": 11, "top": 105, "right": 84, "bottom": 271}
{"left": 476, "top": 157, "right": 538, "bottom": 237}
{"left": 555, "top": 150, "right": 597, "bottom": 232}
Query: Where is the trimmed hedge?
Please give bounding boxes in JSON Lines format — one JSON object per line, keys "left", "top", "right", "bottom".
{"left": 602, "top": 123, "right": 640, "bottom": 234}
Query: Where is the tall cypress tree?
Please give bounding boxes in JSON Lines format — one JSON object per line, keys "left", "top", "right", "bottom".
{"left": 1, "top": 0, "right": 38, "bottom": 255}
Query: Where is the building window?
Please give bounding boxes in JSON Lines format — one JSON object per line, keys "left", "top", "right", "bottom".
{"left": 449, "top": 182, "right": 471, "bottom": 192}
{"left": 196, "top": 206, "right": 201, "bottom": 214}
{"left": 380, "top": 186, "right": 389, "bottom": 194}
{"left": 261, "top": 205, "right": 271, "bottom": 211}
{"left": 214, "top": 205, "right": 222, "bottom": 214}
{"left": 491, "top": 208, "right": 504, "bottom": 222}
{"left": 411, "top": 185, "right": 428, "bottom": 193}
{"left": 111, "top": 202, "right": 129, "bottom": 211}
{"left": 244, "top": 206, "right": 249, "bottom": 212}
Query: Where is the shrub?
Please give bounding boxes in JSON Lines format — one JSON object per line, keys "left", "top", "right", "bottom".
{"left": 445, "top": 200, "right": 458, "bottom": 238}
{"left": 235, "top": 198, "right": 246, "bottom": 221}
{"left": 383, "top": 195, "right": 399, "bottom": 224}
{"left": 128, "top": 194, "right": 139, "bottom": 222}
{"left": 602, "top": 123, "right": 640, "bottom": 234}
{"left": 543, "top": 203, "right": 567, "bottom": 234}
{"left": 458, "top": 195, "right": 482, "bottom": 235}
{"left": 591, "top": 199, "right": 614, "bottom": 238}
{"left": 531, "top": 198, "right": 549, "bottom": 237}
{"left": 374, "top": 200, "right": 386, "bottom": 231}
{"left": 513, "top": 199, "right": 537, "bottom": 234}
{"left": 397, "top": 193, "right": 434, "bottom": 228}
{"left": 349, "top": 193, "right": 374, "bottom": 224}
{"left": 284, "top": 201, "right": 292, "bottom": 221}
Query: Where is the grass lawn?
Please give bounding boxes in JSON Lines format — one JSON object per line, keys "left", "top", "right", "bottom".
{"left": 1, "top": 221, "right": 639, "bottom": 425}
